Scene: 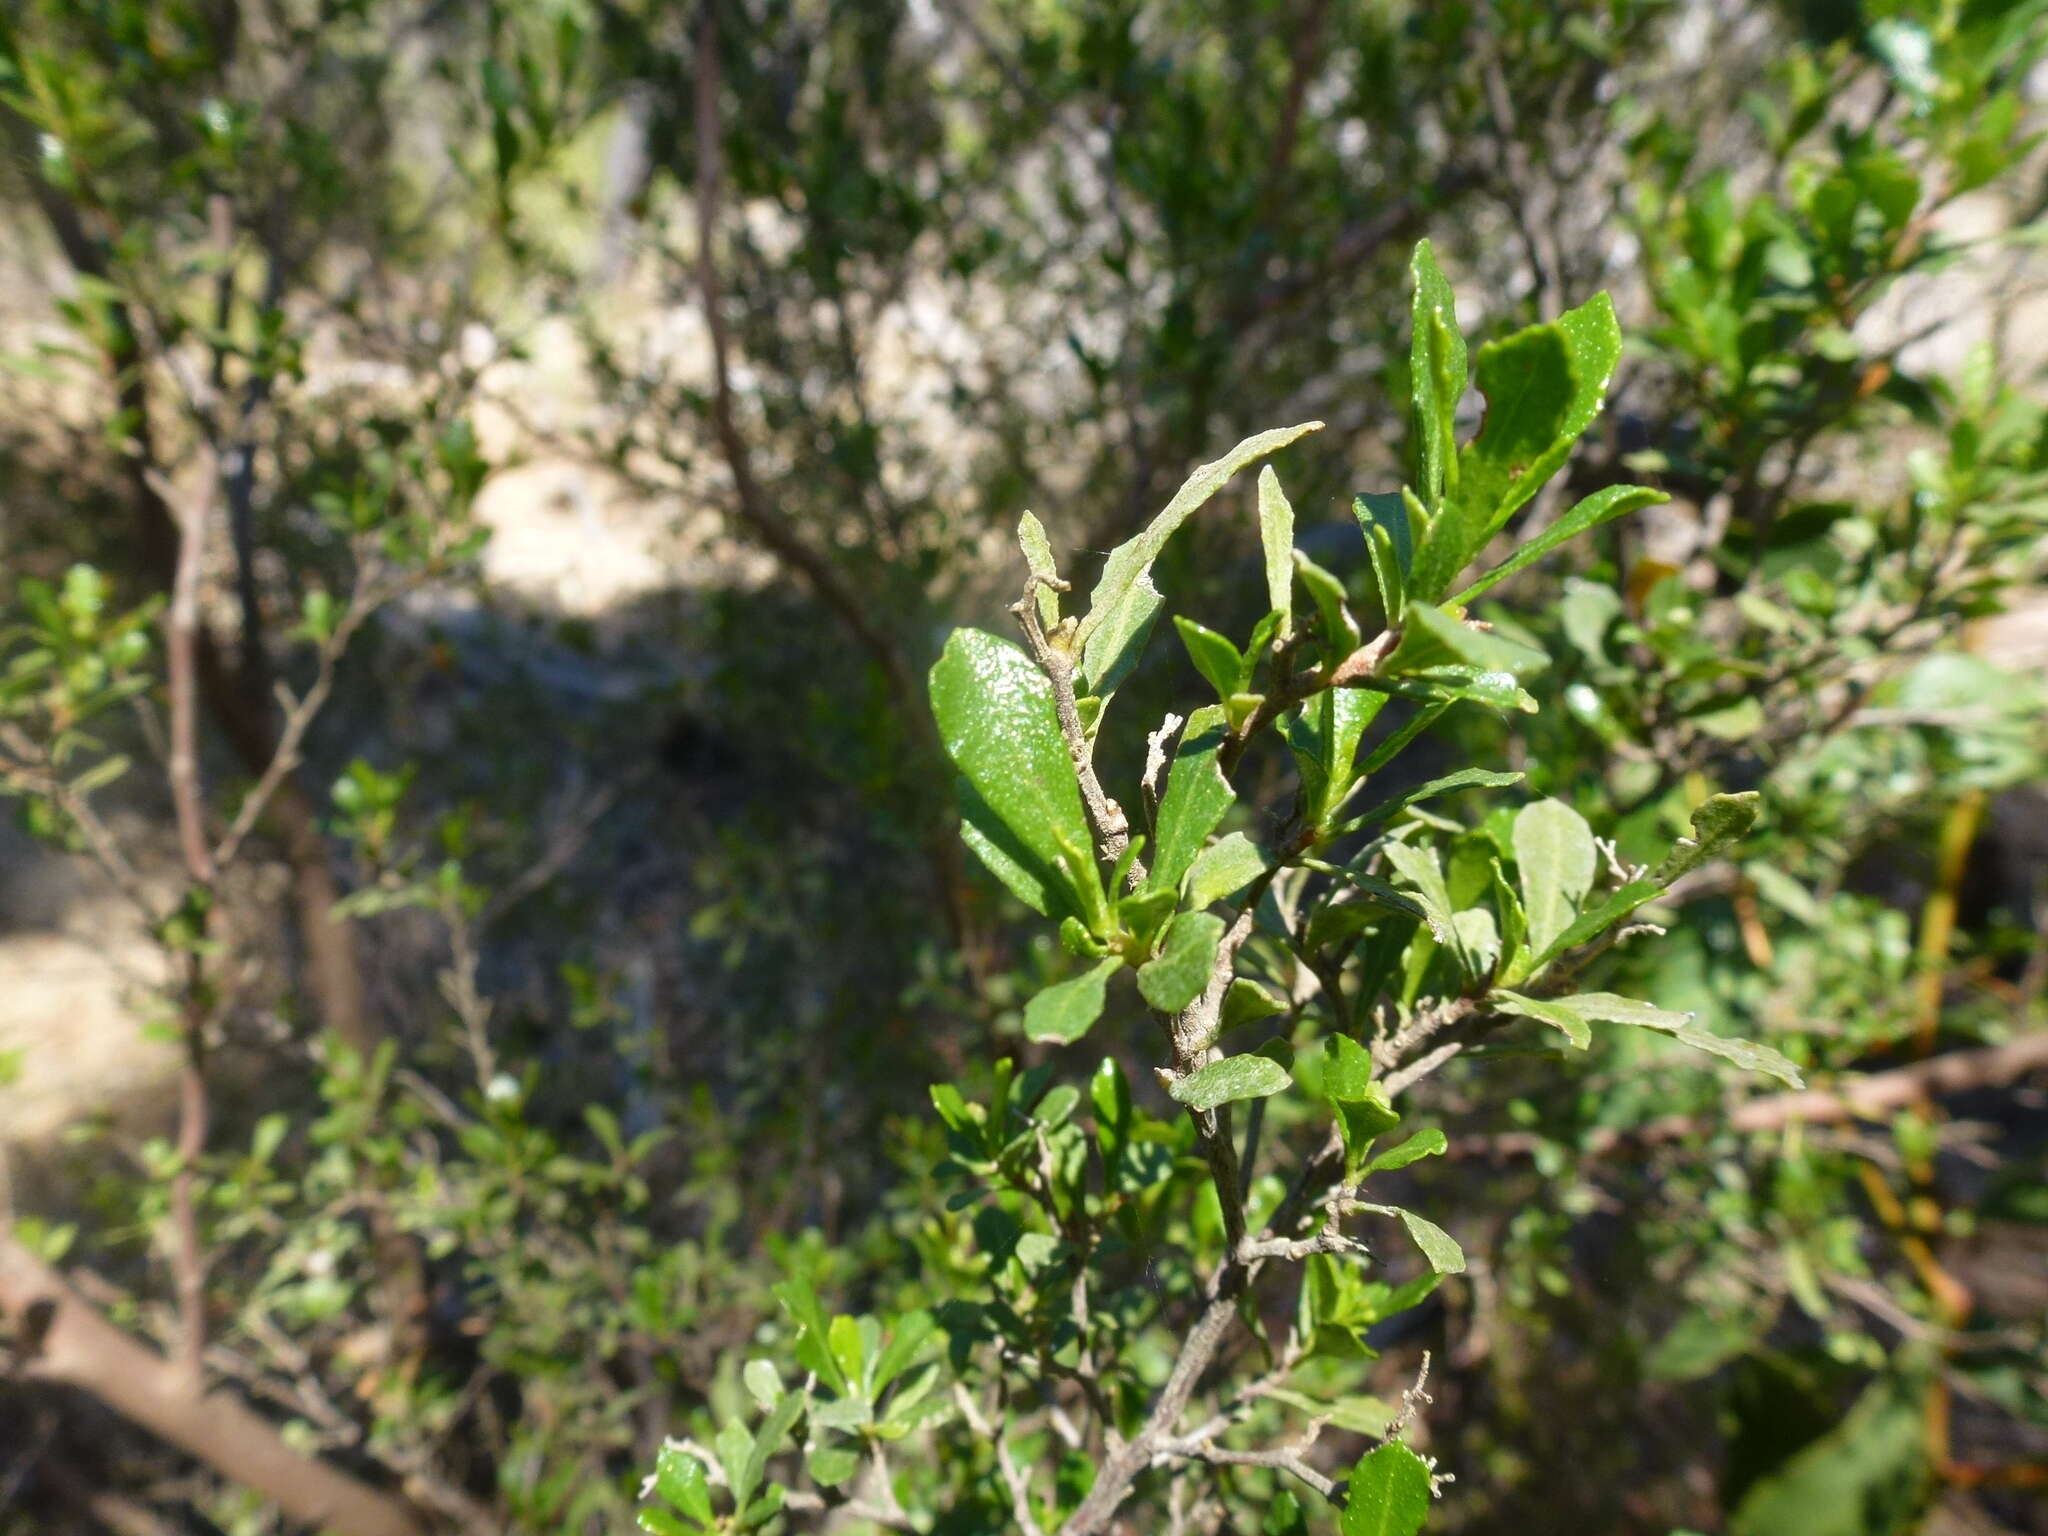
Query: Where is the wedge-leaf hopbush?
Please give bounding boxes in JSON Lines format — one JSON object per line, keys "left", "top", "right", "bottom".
{"left": 640, "top": 239, "right": 1803, "bottom": 1536}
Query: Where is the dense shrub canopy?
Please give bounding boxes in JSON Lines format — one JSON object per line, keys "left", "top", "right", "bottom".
{"left": 1, "top": 2, "right": 2045, "bottom": 1534}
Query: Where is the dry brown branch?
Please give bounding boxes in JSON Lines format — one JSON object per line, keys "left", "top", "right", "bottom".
{"left": 0, "top": 1239, "right": 430, "bottom": 1536}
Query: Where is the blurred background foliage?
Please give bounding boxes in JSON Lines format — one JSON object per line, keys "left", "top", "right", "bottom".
{"left": 0, "top": 0, "right": 2044, "bottom": 1532}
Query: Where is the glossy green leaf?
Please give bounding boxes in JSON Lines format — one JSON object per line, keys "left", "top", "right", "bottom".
{"left": 1170, "top": 1053, "right": 1292, "bottom": 1112}
{"left": 1023, "top": 958, "right": 1121, "bottom": 1044}
{"left": 1259, "top": 466, "right": 1295, "bottom": 635}
{"left": 773, "top": 1277, "right": 848, "bottom": 1394}
{"left": 1286, "top": 687, "right": 1387, "bottom": 829}
{"left": 930, "top": 628, "right": 1103, "bottom": 922}
{"left": 1654, "top": 792, "right": 1761, "bottom": 883}
{"left": 1148, "top": 709, "right": 1234, "bottom": 896}
{"left": 1137, "top": 910, "right": 1225, "bottom": 1013}
{"left": 1342, "top": 1442, "right": 1435, "bottom": 1536}
{"left": 652, "top": 1444, "right": 714, "bottom": 1526}
{"left": 1186, "top": 831, "right": 1266, "bottom": 907}
{"left": 1408, "top": 239, "right": 1466, "bottom": 514}
{"left": 1410, "top": 290, "right": 1622, "bottom": 600}
{"left": 1174, "top": 617, "right": 1246, "bottom": 702}
{"left": 1365, "top": 1126, "right": 1447, "bottom": 1174}
{"left": 1449, "top": 484, "right": 1667, "bottom": 605}
{"left": 741, "top": 1390, "right": 805, "bottom": 1512}
{"left": 1077, "top": 422, "right": 1322, "bottom": 664}
{"left": 1337, "top": 769, "right": 1523, "bottom": 836}
{"left": 1513, "top": 799, "right": 1596, "bottom": 957}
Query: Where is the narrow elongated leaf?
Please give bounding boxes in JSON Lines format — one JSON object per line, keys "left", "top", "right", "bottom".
{"left": 1077, "top": 422, "right": 1323, "bottom": 659}
{"left": 1514, "top": 799, "right": 1597, "bottom": 956}
{"left": 1655, "top": 792, "right": 1762, "bottom": 883}
{"left": 1023, "top": 958, "right": 1122, "bottom": 1044}
{"left": 1527, "top": 878, "right": 1661, "bottom": 971}
{"left": 741, "top": 1390, "right": 805, "bottom": 1512}
{"left": 1171, "top": 1053, "right": 1292, "bottom": 1111}
{"left": 1342, "top": 1441, "right": 1435, "bottom": 1536}
{"left": 1259, "top": 466, "right": 1295, "bottom": 634}
{"left": 1408, "top": 239, "right": 1466, "bottom": 514}
{"left": 1449, "top": 484, "right": 1667, "bottom": 605}
{"left": 930, "top": 629, "right": 1102, "bottom": 921}
{"left": 1138, "top": 910, "right": 1226, "bottom": 1013}
{"left": 1337, "top": 768, "right": 1524, "bottom": 835}
{"left": 1187, "top": 831, "right": 1266, "bottom": 907}
{"left": 773, "top": 1277, "right": 848, "bottom": 1393}
{"left": 1560, "top": 992, "right": 1804, "bottom": 1087}
{"left": 1017, "top": 511, "right": 1061, "bottom": 628}
{"left": 1148, "top": 709, "right": 1234, "bottom": 895}
{"left": 1490, "top": 988, "right": 1591, "bottom": 1049}
{"left": 1294, "top": 548, "right": 1360, "bottom": 656}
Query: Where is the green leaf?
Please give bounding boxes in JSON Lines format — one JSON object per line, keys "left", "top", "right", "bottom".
{"left": 638, "top": 1510, "right": 694, "bottom": 1536}
{"left": 1080, "top": 572, "right": 1164, "bottom": 699}
{"left": 1138, "top": 911, "right": 1226, "bottom": 1013}
{"left": 1380, "top": 842, "right": 1458, "bottom": 946}
{"left": 1170, "top": 1053, "right": 1293, "bottom": 1112}
{"left": 652, "top": 1444, "right": 714, "bottom": 1525}
{"left": 1174, "top": 617, "right": 1247, "bottom": 702}
{"left": 1321, "top": 1037, "right": 1401, "bottom": 1177}
{"left": 1407, "top": 239, "right": 1466, "bottom": 514}
{"left": 1076, "top": 421, "right": 1323, "bottom": 666}
{"left": 1187, "top": 831, "right": 1266, "bottom": 907}
{"left": 1221, "top": 977, "right": 1285, "bottom": 1031}
{"left": 743, "top": 1359, "right": 782, "bottom": 1410}
{"left": 930, "top": 629, "right": 1103, "bottom": 922}
{"left": 1410, "top": 290, "right": 1622, "bottom": 600}
{"left": 1259, "top": 466, "right": 1295, "bottom": 635}
{"left": 1556, "top": 992, "right": 1803, "bottom": 1087}
{"left": 1336, "top": 769, "right": 1524, "bottom": 836}
{"left": 1373, "top": 1206, "right": 1466, "bottom": 1275}
{"left": 1294, "top": 548, "right": 1360, "bottom": 656}
{"left": 1489, "top": 988, "right": 1591, "bottom": 1049}
{"left": 1525, "top": 878, "right": 1660, "bottom": 971}
{"left": 807, "top": 1446, "right": 860, "bottom": 1488}
{"left": 1286, "top": 687, "right": 1387, "bottom": 829}
{"left": 1392, "top": 603, "right": 1549, "bottom": 680}
{"left": 871, "top": 1311, "right": 937, "bottom": 1394}
{"left": 742, "top": 1390, "right": 805, "bottom": 1512}
{"left": 1449, "top": 484, "right": 1667, "bottom": 606}
{"left": 1513, "top": 799, "right": 1597, "bottom": 957}
{"left": 1342, "top": 1441, "right": 1435, "bottom": 1536}
{"left": 773, "top": 1277, "right": 849, "bottom": 1394}
{"left": 1654, "top": 792, "right": 1762, "bottom": 883}
{"left": 1023, "top": 958, "right": 1121, "bottom": 1044}
{"left": 1364, "top": 1127, "right": 1447, "bottom": 1174}
{"left": 1018, "top": 511, "right": 1061, "bottom": 629}
{"left": 1148, "top": 709, "right": 1235, "bottom": 895}
{"left": 1728, "top": 1377, "right": 1929, "bottom": 1536}
{"left": 716, "top": 1421, "right": 757, "bottom": 1510}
